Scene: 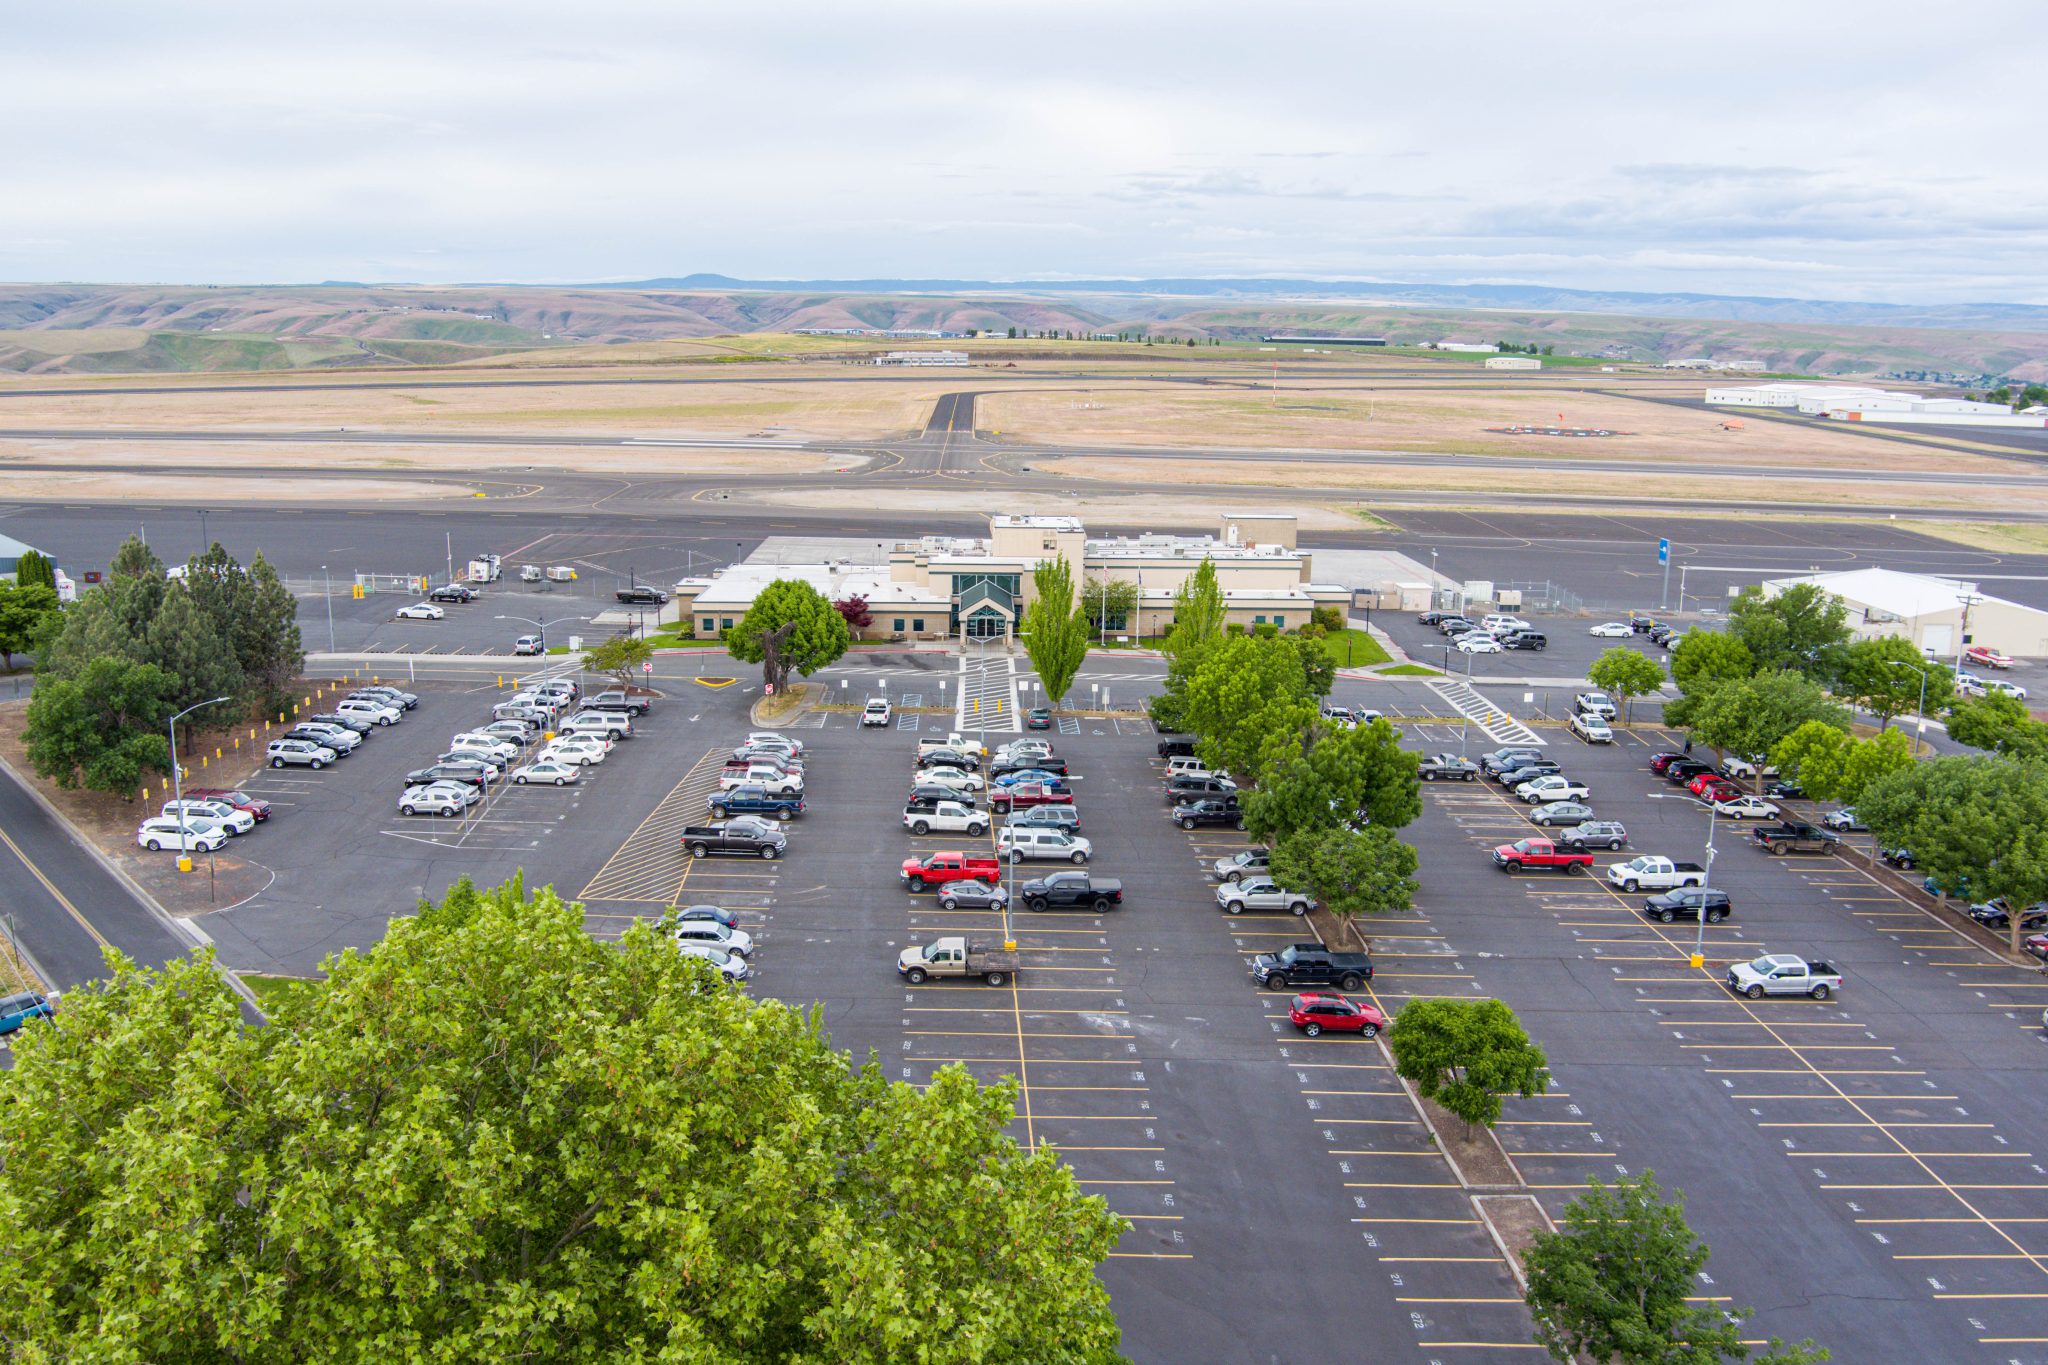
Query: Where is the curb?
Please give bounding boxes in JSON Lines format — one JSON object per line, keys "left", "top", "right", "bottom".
{"left": 0, "top": 751, "right": 264, "bottom": 1018}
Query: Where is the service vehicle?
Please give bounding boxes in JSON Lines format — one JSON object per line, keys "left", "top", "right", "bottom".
{"left": 159, "top": 799, "right": 255, "bottom": 836}
{"left": 1250, "top": 943, "right": 1372, "bottom": 992}
{"left": 520, "top": 564, "right": 544, "bottom": 583}
{"left": 507, "top": 759, "right": 578, "bottom": 786}
{"left": 467, "top": 554, "right": 502, "bottom": 582}
{"left": 394, "top": 602, "right": 445, "bottom": 621}
{"left": 1607, "top": 856, "right": 1707, "bottom": 892}
{"left": 709, "top": 785, "right": 804, "bottom": 819}
{"left": 1555, "top": 820, "right": 1629, "bottom": 852}
{"left": 1529, "top": 799, "right": 1596, "bottom": 827}
{"left": 136, "top": 817, "right": 227, "bottom": 853}
{"left": 682, "top": 821, "right": 787, "bottom": 860}
{"left": 900, "top": 851, "right": 1002, "bottom": 891}
{"left": 936, "top": 880, "right": 1009, "bottom": 911}
{"left": 1019, "top": 870, "right": 1124, "bottom": 913}
{"left": 183, "top": 788, "right": 271, "bottom": 823}
{"left": 1173, "top": 798, "right": 1245, "bottom": 830}
{"left": 898, "top": 937, "right": 1020, "bottom": 986}
{"left": 1492, "top": 838, "right": 1594, "bottom": 874}
{"left": 0, "top": 990, "right": 58, "bottom": 1035}
{"left": 545, "top": 565, "right": 577, "bottom": 583}
{"left": 862, "top": 697, "right": 893, "bottom": 727}
{"left": 1752, "top": 821, "right": 1841, "bottom": 856}
{"left": 1574, "top": 692, "right": 1618, "bottom": 719}
{"left": 1212, "top": 848, "right": 1272, "bottom": 882}
{"left": 268, "top": 738, "right": 338, "bottom": 769}
{"left": 1217, "top": 878, "right": 1316, "bottom": 916}
{"left": 1643, "top": 887, "right": 1732, "bottom": 923}
{"left": 1727, "top": 954, "right": 1841, "bottom": 1000}
{"left": 1568, "top": 712, "right": 1614, "bottom": 744}
{"left": 399, "top": 785, "right": 469, "bottom": 818}
{"left": 1289, "top": 993, "right": 1385, "bottom": 1038}
{"left": 1418, "top": 753, "right": 1480, "bottom": 782}
{"left": 1517, "top": 774, "right": 1589, "bottom": 804}
{"left": 589, "top": 689, "right": 651, "bottom": 716}
{"left": 1710, "top": 794, "right": 1780, "bottom": 821}
{"left": 991, "top": 782, "right": 1074, "bottom": 814}
{"left": 997, "top": 826, "right": 1092, "bottom": 863}
{"left": 904, "top": 800, "right": 988, "bottom": 836}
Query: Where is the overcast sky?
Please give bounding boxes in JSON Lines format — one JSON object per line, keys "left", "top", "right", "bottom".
{"left": 5, "top": 2, "right": 2042, "bottom": 303}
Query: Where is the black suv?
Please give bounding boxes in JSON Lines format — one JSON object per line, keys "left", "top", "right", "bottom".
{"left": 1499, "top": 630, "right": 1548, "bottom": 651}
{"left": 1643, "top": 888, "right": 1732, "bottom": 923}
{"left": 405, "top": 763, "right": 489, "bottom": 788}
{"left": 1157, "top": 735, "right": 1198, "bottom": 759}
{"left": 1173, "top": 798, "right": 1246, "bottom": 831}
{"left": 428, "top": 583, "right": 478, "bottom": 603}
{"left": 1251, "top": 943, "right": 1373, "bottom": 991}
{"left": 1493, "top": 759, "right": 1561, "bottom": 786}
{"left": 615, "top": 585, "right": 669, "bottom": 605}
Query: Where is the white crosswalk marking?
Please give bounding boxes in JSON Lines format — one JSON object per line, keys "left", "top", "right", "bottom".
{"left": 1428, "top": 679, "right": 1543, "bottom": 746}
{"left": 956, "top": 653, "right": 1020, "bottom": 734}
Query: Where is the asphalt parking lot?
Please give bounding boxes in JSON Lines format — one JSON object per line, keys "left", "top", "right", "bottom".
{"left": 181, "top": 648, "right": 2048, "bottom": 1363}
{"left": 1373, "top": 607, "right": 1682, "bottom": 686}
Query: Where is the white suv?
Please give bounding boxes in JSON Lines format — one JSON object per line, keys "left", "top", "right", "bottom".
{"left": 159, "top": 799, "right": 255, "bottom": 835}
{"left": 996, "top": 826, "right": 1093, "bottom": 864}
{"left": 335, "top": 697, "right": 401, "bottom": 726}
{"left": 268, "top": 738, "right": 337, "bottom": 768}
{"left": 136, "top": 816, "right": 228, "bottom": 852}
{"left": 449, "top": 733, "right": 519, "bottom": 763}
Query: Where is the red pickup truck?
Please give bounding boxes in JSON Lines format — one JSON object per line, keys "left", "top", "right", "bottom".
{"left": 900, "top": 851, "right": 1003, "bottom": 892}
{"left": 1492, "top": 838, "right": 1594, "bottom": 875}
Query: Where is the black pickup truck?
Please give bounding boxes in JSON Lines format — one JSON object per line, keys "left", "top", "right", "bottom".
{"left": 1752, "top": 821, "right": 1841, "bottom": 856}
{"left": 680, "top": 818, "right": 786, "bottom": 860}
{"left": 1250, "top": 943, "right": 1374, "bottom": 991}
{"left": 1020, "top": 870, "right": 1124, "bottom": 913}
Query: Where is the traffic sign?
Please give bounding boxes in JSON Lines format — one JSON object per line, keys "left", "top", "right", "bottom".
{"left": 1657, "top": 538, "right": 1670, "bottom": 565}
{"left": 643, "top": 661, "right": 653, "bottom": 674}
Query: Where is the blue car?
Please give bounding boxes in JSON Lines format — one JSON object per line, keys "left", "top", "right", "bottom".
{"left": 0, "top": 990, "right": 58, "bottom": 1036}
{"left": 994, "top": 769, "right": 1067, "bottom": 790}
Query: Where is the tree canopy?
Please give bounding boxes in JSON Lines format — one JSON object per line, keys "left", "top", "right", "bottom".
{"left": 1727, "top": 582, "right": 1850, "bottom": 677}
{"left": 585, "top": 632, "right": 654, "bottom": 689}
{"left": 1243, "top": 718, "right": 1420, "bottom": 843}
{"left": 11, "top": 547, "right": 56, "bottom": 591}
{"left": 1386, "top": 997, "right": 1549, "bottom": 1135}
{"left": 1180, "top": 633, "right": 1316, "bottom": 777}
{"left": 1860, "top": 755, "right": 2048, "bottom": 951}
{"left": 1022, "top": 554, "right": 1090, "bottom": 703}
{"left": 1586, "top": 647, "right": 1666, "bottom": 723}
{"left": 1685, "top": 671, "right": 1847, "bottom": 778}
{"left": 1269, "top": 824, "right": 1419, "bottom": 940}
{"left": 726, "top": 578, "right": 852, "bottom": 691}
{"left": 1080, "top": 575, "right": 1139, "bottom": 635}
{"left": 0, "top": 579, "right": 61, "bottom": 671}
{"left": 23, "top": 656, "right": 178, "bottom": 795}
{"left": 1524, "top": 1171, "right": 1827, "bottom": 1365}
{"left": 1836, "top": 636, "right": 1951, "bottom": 729}
{"left": 1770, "top": 723, "right": 1916, "bottom": 807}
{"left": 1945, "top": 693, "right": 2048, "bottom": 761}
{"left": 0, "top": 878, "right": 1131, "bottom": 1363}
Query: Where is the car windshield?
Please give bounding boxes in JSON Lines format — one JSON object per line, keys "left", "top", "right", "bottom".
{"left": 1275, "top": 947, "right": 1298, "bottom": 965}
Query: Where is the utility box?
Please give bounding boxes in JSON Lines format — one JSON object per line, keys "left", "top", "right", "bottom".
{"left": 1495, "top": 589, "right": 1523, "bottom": 610}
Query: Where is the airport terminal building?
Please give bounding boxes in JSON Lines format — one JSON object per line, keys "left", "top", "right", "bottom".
{"left": 678, "top": 513, "right": 1352, "bottom": 645}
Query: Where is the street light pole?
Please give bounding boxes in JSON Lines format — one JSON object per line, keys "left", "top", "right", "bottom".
{"left": 1648, "top": 792, "right": 1719, "bottom": 967}
{"left": 196, "top": 508, "right": 210, "bottom": 553}
{"left": 168, "top": 695, "right": 232, "bottom": 851}
{"left": 322, "top": 564, "right": 336, "bottom": 653}
{"left": 1889, "top": 659, "right": 1929, "bottom": 756}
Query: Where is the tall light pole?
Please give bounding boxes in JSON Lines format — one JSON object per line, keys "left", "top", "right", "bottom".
{"left": 322, "top": 564, "right": 336, "bottom": 653}
{"left": 1649, "top": 792, "right": 1720, "bottom": 968}
{"left": 196, "top": 508, "right": 210, "bottom": 553}
{"left": 169, "top": 695, "right": 232, "bottom": 851}
{"left": 1889, "top": 659, "right": 1929, "bottom": 756}
{"left": 498, "top": 612, "right": 587, "bottom": 657}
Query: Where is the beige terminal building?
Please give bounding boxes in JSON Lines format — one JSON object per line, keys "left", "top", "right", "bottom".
{"left": 677, "top": 513, "right": 1352, "bottom": 645}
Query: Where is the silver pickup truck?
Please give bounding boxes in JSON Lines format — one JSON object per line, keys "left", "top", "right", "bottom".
{"left": 1726, "top": 953, "right": 1841, "bottom": 1000}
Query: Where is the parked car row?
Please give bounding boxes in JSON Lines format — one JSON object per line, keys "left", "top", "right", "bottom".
{"left": 1419, "top": 610, "right": 1549, "bottom": 653}
{"left": 135, "top": 783, "right": 278, "bottom": 853}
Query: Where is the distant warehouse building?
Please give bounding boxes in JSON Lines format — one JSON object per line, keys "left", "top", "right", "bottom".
{"left": 1707, "top": 382, "right": 2046, "bottom": 430}
{"left": 1761, "top": 568, "right": 2048, "bottom": 660}
{"left": 1484, "top": 355, "right": 1541, "bottom": 371}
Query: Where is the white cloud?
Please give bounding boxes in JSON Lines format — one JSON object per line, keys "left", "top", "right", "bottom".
{"left": 1, "top": 0, "right": 2042, "bottom": 301}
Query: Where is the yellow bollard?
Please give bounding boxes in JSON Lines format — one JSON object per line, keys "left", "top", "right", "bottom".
{"left": 201, "top": 756, "right": 208, "bottom": 769}
{"left": 177, "top": 855, "right": 192, "bottom": 873}
{"left": 278, "top": 712, "right": 285, "bottom": 724}
{"left": 215, "top": 747, "right": 221, "bottom": 759}
{"left": 1689, "top": 952, "right": 1705, "bottom": 969}
{"left": 497, "top": 675, "right": 503, "bottom": 688}
{"left": 233, "top": 738, "right": 240, "bottom": 750}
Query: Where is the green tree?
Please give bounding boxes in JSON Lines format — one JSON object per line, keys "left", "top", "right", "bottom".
{"left": 726, "top": 578, "right": 852, "bottom": 692}
{"left": 1863, "top": 757, "right": 2048, "bottom": 953}
{"left": 23, "top": 657, "right": 178, "bottom": 794}
{"left": 1023, "top": 555, "right": 1090, "bottom": 703}
{"left": 1386, "top": 997, "right": 1549, "bottom": 1137}
{"left": 1769, "top": 721, "right": 1857, "bottom": 802}
{"left": 1944, "top": 693, "right": 2048, "bottom": 760}
{"left": 1180, "top": 633, "right": 1314, "bottom": 777}
{"left": 1524, "top": 1171, "right": 1828, "bottom": 1365}
{"left": 1728, "top": 583, "right": 1850, "bottom": 677}
{"left": 1838, "top": 728, "right": 1917, "bottom": 807}
{"left": 233, "top": 553, "right": 305, "bottom": 714}
{"left": 1669, "top": 631, "right": 1754, "bottom": 698}
{"left": 1688, "top": 671, "right": 1848, "bottom": 787}
{"left": 584, "top": 632, "right": 654, "bottom": 690}
{"left": 1586, "top": 647, "right": 1666, "bottom": 724}
{"left": 1244, "top": 719, "right": 1420, "bottom": 843}
{"left": 0, "top": 580, "right": 61, "bottom": 670}
{"left": 1150, "top": 560, "right": 1228, "bottom": 732}
{"left": 1079, "top": 575, "right": 1139, "bottom": 636}
{"left": 0, "top": 878, "right": 1131, "bottom": 1363}
{"left": 1269, "top": 824, "right": 1419, "bottom": 945}
{"left": 1289, "top": 633, "right": 1336, "bottom": 697}
{"left": 146, "top": 582, "right": 245, "bottom": 713}
{"left": 1838, "top": 636, "right": 1952, "bottom": 729}
{"left": 12, "top": 547, "right": 56, "bottom": 591}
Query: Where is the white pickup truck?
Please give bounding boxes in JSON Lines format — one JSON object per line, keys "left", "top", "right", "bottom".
{"left": 918, "top": 733, "right": 987, "bottom": 761}
{"left": 903, "top": 800, "right": 987, "bottom": 836}
{"left": 1726, "top": 953, "right": 1842, "bottom": 1000}
{"left": 1606, "top": 856, "right": 1708, "bottom": 893}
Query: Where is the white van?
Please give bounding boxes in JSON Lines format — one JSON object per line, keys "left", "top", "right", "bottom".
{"left": 996, "top": 826, "right": 1093, "bottom": 864}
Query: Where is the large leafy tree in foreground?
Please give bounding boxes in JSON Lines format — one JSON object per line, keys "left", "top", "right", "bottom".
{"left": 0, "top": 879, "right": 1129, "bottom": 1363}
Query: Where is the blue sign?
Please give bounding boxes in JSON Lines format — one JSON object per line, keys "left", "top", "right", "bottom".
{"left": 1657, "top": 538, "right": 1670, "bottom": 565}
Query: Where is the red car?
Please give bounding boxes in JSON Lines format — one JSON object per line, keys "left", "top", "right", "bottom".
{"left": 1648, "top": 752, "right": 1688, "bottom": 774}
{"left": 1966, "top": 646, "right": 2014, "bottom": 669}
{"left": 181, "top": 788, "right": 272, "bottom": 822}
{"left": 990, "top": 781, "right": 1074, "bottom": 814}
{"left": 2026, "top": 935, "right": 2048, "bottom": 963}
{"left": 1289, "top": 993, "right": 1386, "bottom": 1038}
{"left": 1687, "top": 772, "right": 1734, "bottom": 797}
{"left": 1691, "top": 777, "right": 1740, "bottom": 802}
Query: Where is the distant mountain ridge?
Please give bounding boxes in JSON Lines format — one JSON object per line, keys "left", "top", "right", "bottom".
{"left": 603, "top": 274, "right": 2048, "bottom": 334}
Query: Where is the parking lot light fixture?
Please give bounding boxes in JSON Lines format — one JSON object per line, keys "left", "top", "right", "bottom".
{"left": 169, "top": 695, "right": 233, "bottom": 857}
{"left": 1888, "top": 659, "right": 1929, "bottom": 756}
{"left": 1647, "top": 792, "right": 1719, "bottom": 967}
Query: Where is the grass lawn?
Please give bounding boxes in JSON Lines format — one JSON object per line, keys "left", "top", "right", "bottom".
{"left": 1376, "top": 662, "right": 1441, "bottom": 677}
{"left": 647, "top": 633, "right": 728, "bottom": 649}
{"left": 241, "top": 973, "right": 320, "bottom": 1013}
{"left": 1322, "top": 629, "right": 1393, "bottom": 667}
